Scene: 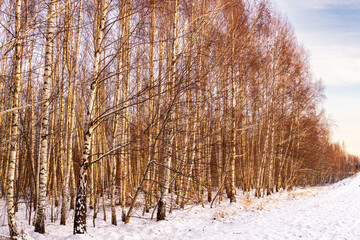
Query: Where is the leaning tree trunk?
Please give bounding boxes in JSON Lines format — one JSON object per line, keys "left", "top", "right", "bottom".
{"left": 6, "top": 0, "right": 22, "bottom": 237}
{"left": 73, "top": 0, "right": 107, "bottom": 234}
{"left": 34, "top": 0, "right": 55, "bottom": 234}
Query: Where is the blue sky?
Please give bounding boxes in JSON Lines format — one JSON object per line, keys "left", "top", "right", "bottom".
{"left": 273, "top": 0, "right": 360, "bottom": 156}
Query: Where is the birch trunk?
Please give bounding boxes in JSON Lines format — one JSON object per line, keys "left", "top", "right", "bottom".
{"left": 157, "top": 0, "right": 179, "bottom": 221}
{"left": 110, "top": 0, "right": 122, "bottom": 223}
{"left": 61, "top": 0, "right": 83, "bottom": 225}
{"left": 34, "top": 0, "right": 55, "bottom": 234}
{"left": 228, "top": 8, "right": 237, "bottom": 203}
{"left": 6, "top": 0, "right": 21, "bottom": 236}
{"left": 73, "top": 0, "right": 107, "bottom": 234}
{"left": 144, "top": 0, "right": 156, "bottom": 215}
{"left": 121, "top": 0, "right": 132, "bottom": 222}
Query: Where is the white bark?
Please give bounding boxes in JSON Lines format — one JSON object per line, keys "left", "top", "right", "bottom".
{"left": 73, "top": 0, "right": 107, "bottom": 234}
{"left": 121, "top": 0, "right": 132, "bottom": 222}
{"left": 61, "top": 0, "right": 83, "bottom": 225}
{"left": 6, "top": 0, "right": 21, "bottom": 237}
{"left": 157, "top": 0, "right": 180, "bottom": 221}
{"left": 34, "top": 0, "right": 56, "bottom": 234}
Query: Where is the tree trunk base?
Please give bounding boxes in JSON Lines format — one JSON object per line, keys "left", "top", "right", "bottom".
{"left": 73, "top": 170, "right": 87, "bottom": 235}
{"left": 111, "top": 208, "right": 117, "bottom": 226}
{"left": 207, "top": 191, "right": 212, "bottom": 203}
{"left": 229, "top": 192, "right": 236, "bottom": 203}
{"left": 157, "top": 199, "right": 166, "bottom": 221}
{"left": 34, "top": 215, "right": 45, "bottom": 234}
{"left": 73, "top": 193, "right": 87, "bottom": 234}
{"left": 121, "top": 208, "right": 126, "bottom": 223}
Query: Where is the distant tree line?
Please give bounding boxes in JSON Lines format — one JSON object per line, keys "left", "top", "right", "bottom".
{"left": 0, "top": 0, "right": 358, "bottom": 237}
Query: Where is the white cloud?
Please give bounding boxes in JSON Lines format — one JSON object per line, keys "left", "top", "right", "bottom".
{"left": 274, "top": 0, "right": 360, "bottom": 14}
{"left": 310, "top": 45, "right": 360, "bottom": 85}
{"left": 294, "top": 28, "right": 360, "bottom": 85}
{"left": 297, "top": 0, "right": 360, "bottom": 9}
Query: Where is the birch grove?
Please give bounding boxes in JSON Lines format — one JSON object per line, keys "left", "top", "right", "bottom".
{"left": 0, "top": 0, "right": 359, "bottom": 236}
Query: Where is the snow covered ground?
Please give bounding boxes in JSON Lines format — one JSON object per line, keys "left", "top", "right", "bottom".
{"left": 1, "top": 173, "right": 360, "bottom": 240}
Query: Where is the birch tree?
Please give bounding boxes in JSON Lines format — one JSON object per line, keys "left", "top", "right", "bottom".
{"left": 157, "top": 0, "right": 180, "bottom": 221}
{"left": 73, "top": 0, "right": 108, "bottom": 234}
{"left": 34, "top": 0, "right": 56, "bottom": 234}
{"left": 61, "top": 0, "right": 83, "bottom": 225}
{"left": 0, "top": 0, "right": 358, "bottom": 235}
{"left": 6, "top": 0, "right": 22, "bottom": 236}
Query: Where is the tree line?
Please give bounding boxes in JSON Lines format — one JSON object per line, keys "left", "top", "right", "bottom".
{"left": 0, "top": 0, "right": 358, "bottom": 237}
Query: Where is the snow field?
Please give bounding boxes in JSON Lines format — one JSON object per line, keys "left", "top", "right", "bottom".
{"left": 0, "top": 173, "right": 359, "bottom": 239}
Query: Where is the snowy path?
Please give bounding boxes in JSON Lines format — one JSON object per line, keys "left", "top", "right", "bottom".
{"left": 1, "top": 173, "right": 359, "bottom": 239}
